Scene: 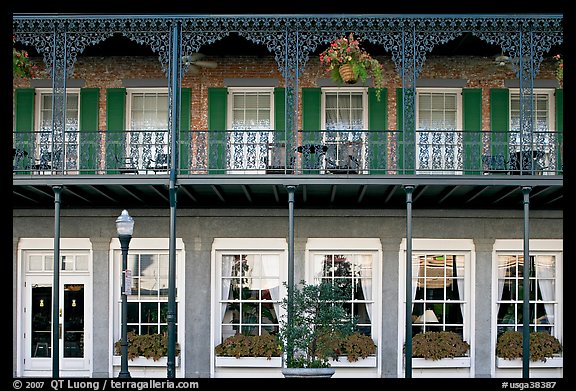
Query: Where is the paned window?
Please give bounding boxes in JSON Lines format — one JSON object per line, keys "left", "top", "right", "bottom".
{"left": 227, "top": 88, "right": 274, "bottom": 172}
{"left": 125, "top": 252, "right": 175, "bottom": 335}
{"left": 126, "top": 89, "right": 169, "bottom": 171}
{"left": 311, "top": 252, "right": 374, "bottom": 337}
{"left": 411, "top": 253, "right": 466, "bottom": 338}
{"left": 416, "top": 89, "right": 462, "bottom": 173}
{"left": 35, "top": 89, "right": 80, "bottom": 172}
{"left": 496, "top": 254, "right": 558, "bottom": 336}
{"left": 322, "top": 89, "right": 368, "bottom": 173}
{"left": 509, "top": 89, "right": 556, "bottom": 174}
{"left": 219, "top": 252, "right": 281, "bottom": 341}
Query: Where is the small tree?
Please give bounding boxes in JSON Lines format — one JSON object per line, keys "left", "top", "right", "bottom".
{"left": 279, "top": 280, "right": 357, "bottom": 368}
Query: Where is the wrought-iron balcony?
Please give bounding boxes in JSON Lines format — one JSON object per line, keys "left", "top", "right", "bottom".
{"left": 12, "top": 129, "right": 563, "bottom": 177}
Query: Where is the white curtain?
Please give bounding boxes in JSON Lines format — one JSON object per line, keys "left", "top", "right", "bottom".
{"left": 220, "top": 255, "right": 234, "bottom": 323}
{"left": 454, "top": 255, "right": 465, "bottom": 319}
{"left": 358, "top": 254, "right": 373, "bottom": 322}
{"left": 411, "top": 255, "right": 422, "bottom": 312}
{"left": 496, "top": 256, "right": 509, "bottom": 316}
{"left": 258, "top": 254, "right": 281, "bottom": 318}
{"left": 536, "top": 255, "right": 555, "bottom": 325}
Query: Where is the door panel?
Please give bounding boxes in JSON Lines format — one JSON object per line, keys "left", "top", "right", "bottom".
{"left": 24, "top": 278, "right": 89, "bottom": 374}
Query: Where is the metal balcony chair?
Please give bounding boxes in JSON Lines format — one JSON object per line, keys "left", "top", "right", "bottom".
{"left": 266, "top": 142, "right": 295, "bottom": 174}
{"left": 146, "top": 152, "right": 170, "bottom": 173}
{"left": 115, "top": 155, "right": 138, "bottom": 174}
{"left": 482, "top": 154, "right": 508, "bottom": 174}
{"left": 32, "top": 150, "right": 62, "bottom": 174}
{"left": 324, "top": 143, "right": 361, "bottom": 174}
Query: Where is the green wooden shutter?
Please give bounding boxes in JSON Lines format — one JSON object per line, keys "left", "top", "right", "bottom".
{"left": 555, "top": 89, "right": 563, "bottom": 172}
{"left": 489, "top": 88, "right": 510, "bottom": 164}
{"left": 208, "top": 88, "right": 227, "bottom": 174}
{"left": 368, "top": 87, "right": 388, "bottom": 174}
{"left": 14, "top": 88, "right": 35, "bottom": 174}
{"left": 301, "top": 88, "right": 321, "bottom": 173}
{"left": 79, "top": 88, "right": 99, "bottom": 174}
{"left": 106, "top": 88, "right": 126, "bottom": 174}
{"left": 179, "top": 88, "right": 191, "bottom": 174}
{"left": 462, "top": 88, "right": 483, "bottom": 174}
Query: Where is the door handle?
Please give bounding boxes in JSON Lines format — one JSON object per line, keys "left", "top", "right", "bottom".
{"left": 59, "top": 324, "right": 62, "bottom": 339}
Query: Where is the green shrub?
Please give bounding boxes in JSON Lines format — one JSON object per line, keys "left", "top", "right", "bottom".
{"left": 215, "top": 333, "right": 282, "bottom": 359}
{"left": 411, "top": 331, "right": 470, "bottom": 360}
{"left": 496, "top": 331, "right": 562, "bottom": 362}
{"left": 114, "top": 332, "right": 180, "bottom": 361}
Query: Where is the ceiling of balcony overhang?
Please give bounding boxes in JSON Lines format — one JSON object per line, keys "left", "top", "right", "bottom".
{"left": 12, "top": 176, "right": 563, "bottom": 211}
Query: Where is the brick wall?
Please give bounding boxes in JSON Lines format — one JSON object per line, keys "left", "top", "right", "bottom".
{"left": 13, "top": 54, "right": 559, "bottom": 132}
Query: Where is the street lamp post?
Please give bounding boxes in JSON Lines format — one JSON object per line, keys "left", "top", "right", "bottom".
{"left": 115, "top": 209, "right": 134, "bottom": 379}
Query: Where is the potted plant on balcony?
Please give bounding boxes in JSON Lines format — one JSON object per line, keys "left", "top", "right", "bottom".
{"left": 278, "top": 280, "right": 359, "bottom": 378}
{"left": 13, "top": 35, "right": 36, "bottom": 79}
{"left": 319, "top": 33, "right": 385, "bottom": 101}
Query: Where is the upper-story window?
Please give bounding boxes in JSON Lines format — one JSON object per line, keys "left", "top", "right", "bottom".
{"left": 227, "top": 88, "right": 274, "bottom": 173}
{"left": 35, "top": 89, "right": 80, "bottom": 172}
{"left": 321, "top": 88, "right": 368, "bottom": 174}
{"left": 416, "top": 88, "right": 463, "bottom": 174}
{"left": 126, "top": 89, "right": 169, "bottom": 172}
{"left": 509, "top": 89, "right": 556, "bottom": 174}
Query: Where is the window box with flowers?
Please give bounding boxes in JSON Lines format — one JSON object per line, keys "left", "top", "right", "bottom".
{"left": 319, "top": 33, "right": 385, "bottom": 101}
{"left": 496, "top": 331, "right": 562, "bottom": 369}
{"left": 409, "top": 331, "right": 471, "bottom": 373}
{"left": 214, "top": 334, "right": 283, "bottom": 368}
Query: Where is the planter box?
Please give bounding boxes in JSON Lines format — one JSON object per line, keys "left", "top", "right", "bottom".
{"left": 329, "top": 355, "right": 377, "bottom": 367}
{"left": 496, "top": 357, "right": 563, "bottom": 368}
{"left": 215, "top": 356, "right": 283, "bottom": 368}
{"left": 412, "top": 357, "right": 471, "bottom": 368}
{"left": 112, "top": 355, "right": 180, "bottom": 367}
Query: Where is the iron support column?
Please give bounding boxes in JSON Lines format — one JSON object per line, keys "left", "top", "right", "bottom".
{"left": 522, "top": 186, "right": 532, "bottom": 378}
{"left": 167, "top": 20, "right": 182, "bottom": 379}
{"left": 404, "top": 185, "right": 415, "bottom": 378}
{"left": 286, "top": 185, "right": 296, "bottom": 365}
{"left": 52, "top": 185, "right": 62, "bottom": 378}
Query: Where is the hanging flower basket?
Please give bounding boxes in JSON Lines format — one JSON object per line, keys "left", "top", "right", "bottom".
{"left": 338, "top": 63, "right": 357, "bottom": 84}
{"left": 319, "top": 32, "right": 385, "bottom": 101}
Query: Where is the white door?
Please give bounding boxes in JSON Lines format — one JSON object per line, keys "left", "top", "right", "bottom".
{"left": 23, "top": 273, "right": 91, "bottom": 376}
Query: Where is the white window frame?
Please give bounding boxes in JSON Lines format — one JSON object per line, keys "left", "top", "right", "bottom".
{"left": 491, "top": 239, "right": 563, "bottom": 376}
{"left": 210, "top": 238, "right": 287, "bottom": 374}
{"left": 125, "top": 88, "right": 169, "bottom": 172}
{"left": 320, "top": 87, "right": 369, "bottom": 174}
{"left": 226, "top": 87, "right": 275, "bottom": 174}
{"left": 398, "top": 238, "right": 474, "bottom": 375}
{"left": 305, "top": 238, "right": 381, "bottom": 371}
{"left": 508, "top": 88, "right": 556, "bottom": 174}
{"left": 415, "top": 88, "right": 463, "bottom": 175}
{"left": 34, "top": 88, "right": 81, "bottom": 173}
{"left": 108, "top": 238, "right": 185, "bottom": 369}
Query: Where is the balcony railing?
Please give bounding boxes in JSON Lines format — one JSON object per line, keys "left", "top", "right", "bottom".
{"left": 12, "top": 129, "right": 563, "bottom": 177}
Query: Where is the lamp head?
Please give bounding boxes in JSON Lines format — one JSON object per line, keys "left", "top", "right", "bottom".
{"left": 115, "top": 209, "right": 134, "bottom": 236}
